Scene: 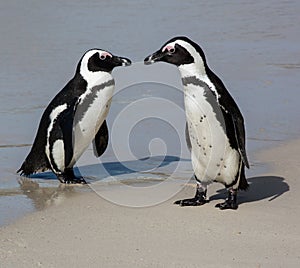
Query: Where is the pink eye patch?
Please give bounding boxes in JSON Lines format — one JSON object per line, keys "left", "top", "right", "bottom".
{"left": 101, "top": 52, "right": 112, "bottom": 58}
{"left": 162, "top": 45, "right": 175, "bottom": 52}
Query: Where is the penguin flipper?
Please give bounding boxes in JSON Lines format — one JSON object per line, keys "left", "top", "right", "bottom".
{"left": 59, "top": 105, "right": 76, "bottom": 168}
{"left": 208, "top": 70, "right": 249, "bottom": 169}
{"left": 93, "top": 120, "right": 109, "bottom": 157}
{"left": 231, "top": 114, "right": 249, "bottom": 169}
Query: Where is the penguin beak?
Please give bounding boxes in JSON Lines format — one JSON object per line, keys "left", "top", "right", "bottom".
{"left": 113, "top": 56, "right": 132, "bottom": 67}
{"left": 144, "top": 50, "right": 165, "bottom": 65}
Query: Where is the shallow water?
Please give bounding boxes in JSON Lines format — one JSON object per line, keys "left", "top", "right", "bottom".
{"left": 0, "top": 0, "right": 299, "bottom": 225}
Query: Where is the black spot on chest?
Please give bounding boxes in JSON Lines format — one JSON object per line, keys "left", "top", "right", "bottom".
{"left": 182, "top": 76, "right": 234, "bottom": 144}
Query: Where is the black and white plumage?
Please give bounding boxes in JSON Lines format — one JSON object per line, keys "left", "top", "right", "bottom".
{"left": 18, "top": 49, "right": 131, "bottom": 183}
{"left": 144, "top": 36, "right": 249, "bottom": 209}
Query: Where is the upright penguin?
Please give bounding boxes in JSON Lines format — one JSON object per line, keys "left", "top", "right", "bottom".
{"left": 18, "top": 49, "right": 131, "bottom": 183}
{"left": 144, "top": 36, "right": 249, "bottom": 209}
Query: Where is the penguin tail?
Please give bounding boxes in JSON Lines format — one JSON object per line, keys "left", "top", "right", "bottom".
{"left": 17, "top": 160, "right": 36, "bottom": 177}
{"left": 238, "top": 175, "right": 249, "bottom": 191}
{"left": 17, "top": 161, "right": 34, "bottom": 176}
{"left": 17, "top": 151, "right": 50, "bottom": 176}
{"left": 238, "top": 164, "right": 249, "bottom": 191}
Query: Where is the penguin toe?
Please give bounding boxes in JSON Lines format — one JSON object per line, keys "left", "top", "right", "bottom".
{"left": 70, "top": 177, "right": 87, "bottom": 184}
{"left": 59, "top": 176, "right": 87, "bottom": 184}
{"left": 215, "top": 200, "right": 238, "bottom": 210}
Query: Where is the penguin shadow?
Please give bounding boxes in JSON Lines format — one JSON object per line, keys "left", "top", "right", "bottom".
{"left": 26, "top": 155, "right": 188, "bottom": 182}
{"left": 209, "top": 176, "right": 289, "bottom": 205}
{"left": 82, "top": 155, "right": 187, "bottom": 180}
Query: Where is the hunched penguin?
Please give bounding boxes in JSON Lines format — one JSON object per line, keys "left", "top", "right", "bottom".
{"left": 18, "top": 49, "right": 131, "bottom": 184}
{"left": 144, "top": 36, "right": 249, "bottom": 209}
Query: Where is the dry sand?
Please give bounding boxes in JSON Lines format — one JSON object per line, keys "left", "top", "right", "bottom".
{"left": 1, "top": 140, "right": 300, "bottom": 268}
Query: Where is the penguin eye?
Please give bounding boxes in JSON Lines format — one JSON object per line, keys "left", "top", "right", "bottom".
{"left": 162, "top": 45, "right": 176, "bottom": 54}
{"left": 100, "top": 54, "right": 107, "bottom": 60}
{"left": 169, "top": 47, "right": 175, "bottom": 54}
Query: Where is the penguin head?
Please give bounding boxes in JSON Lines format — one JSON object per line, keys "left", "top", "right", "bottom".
{"left": 144, "top": 36, "right": 207, "bottom": 73}
{"left": 77, "top": 48, "right": 131, "bottom": 76}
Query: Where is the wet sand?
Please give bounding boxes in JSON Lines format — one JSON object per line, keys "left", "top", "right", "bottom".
{"left": 0, "top": 140, "right": 299, "bottom": 267}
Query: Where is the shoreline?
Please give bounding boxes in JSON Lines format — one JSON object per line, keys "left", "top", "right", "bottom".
{"left": 0, "top": 139, "right": 299, "bottom": 267}
{"left": 0, "top": 137, "right": 272, "bottom": 227}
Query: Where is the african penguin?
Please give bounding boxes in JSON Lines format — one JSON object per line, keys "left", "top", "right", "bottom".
{"left": 144, "top": 36, "right": 249, "bottom": 210}
{"left": 18, "top": 49, "right": 131, "bottom": 184}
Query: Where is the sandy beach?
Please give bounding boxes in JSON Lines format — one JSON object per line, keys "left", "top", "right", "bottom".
{"left": 1, "top": 140, "right": 299, "bottom": 268}
{"left": 0, "top": 1, "right": 299, "bottom": 267}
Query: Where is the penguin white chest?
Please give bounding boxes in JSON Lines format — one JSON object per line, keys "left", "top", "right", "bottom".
{"left": 71, "top": 82, "right": 114, "bottom": 164}
{"left": 184, "top": 84, "right": 239, "bottom": 184}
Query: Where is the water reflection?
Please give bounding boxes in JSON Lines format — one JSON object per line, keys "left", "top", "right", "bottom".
{"left": 18, "top": 178, "right": 77, "bottom": 210}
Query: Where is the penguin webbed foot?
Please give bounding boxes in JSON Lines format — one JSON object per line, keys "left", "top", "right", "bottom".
{"left": 174, "top": 189, "right": 208, "bottom": 207}
{"left": 215, "top": 189, "right": 238, "bottom": 210}
{"left": 61, "top": 176, "right": 87, "bottom": 184}
{"left": 58, "top": 175, "right": 87, "bottom": 184}
{"left": 215, "top": 200, "right": 238, "bottom": 210}
{"left": 57, "top": 169, "right": 87, "bottom": 184}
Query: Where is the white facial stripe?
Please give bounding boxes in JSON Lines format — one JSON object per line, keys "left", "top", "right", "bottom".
{"left": 175, "top": 40, "right": 202, "bottom": 64}
{"left": 173, "top": 40, "right": 220, "bottom": 100}
{"left": 80, "top": 49, "right": 114, "bottom": 87}
{"left": 169, "top": 40, "right": 206, "bottom": 78}
{"left": 163, "top": 40, "right": 205, "bottom": 71}
{"left": 81, "top": 49, "right": 107, "bottom": 67}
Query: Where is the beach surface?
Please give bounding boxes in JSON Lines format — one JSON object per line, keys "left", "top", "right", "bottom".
{"left": 1, "top": 140, "right": 299, "bottom": 268}
{"left": 1, "top": 0, "right": 299, "bottom": 229}
{"left": 0, "top": 1, "right": 299, "bottom": 267}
